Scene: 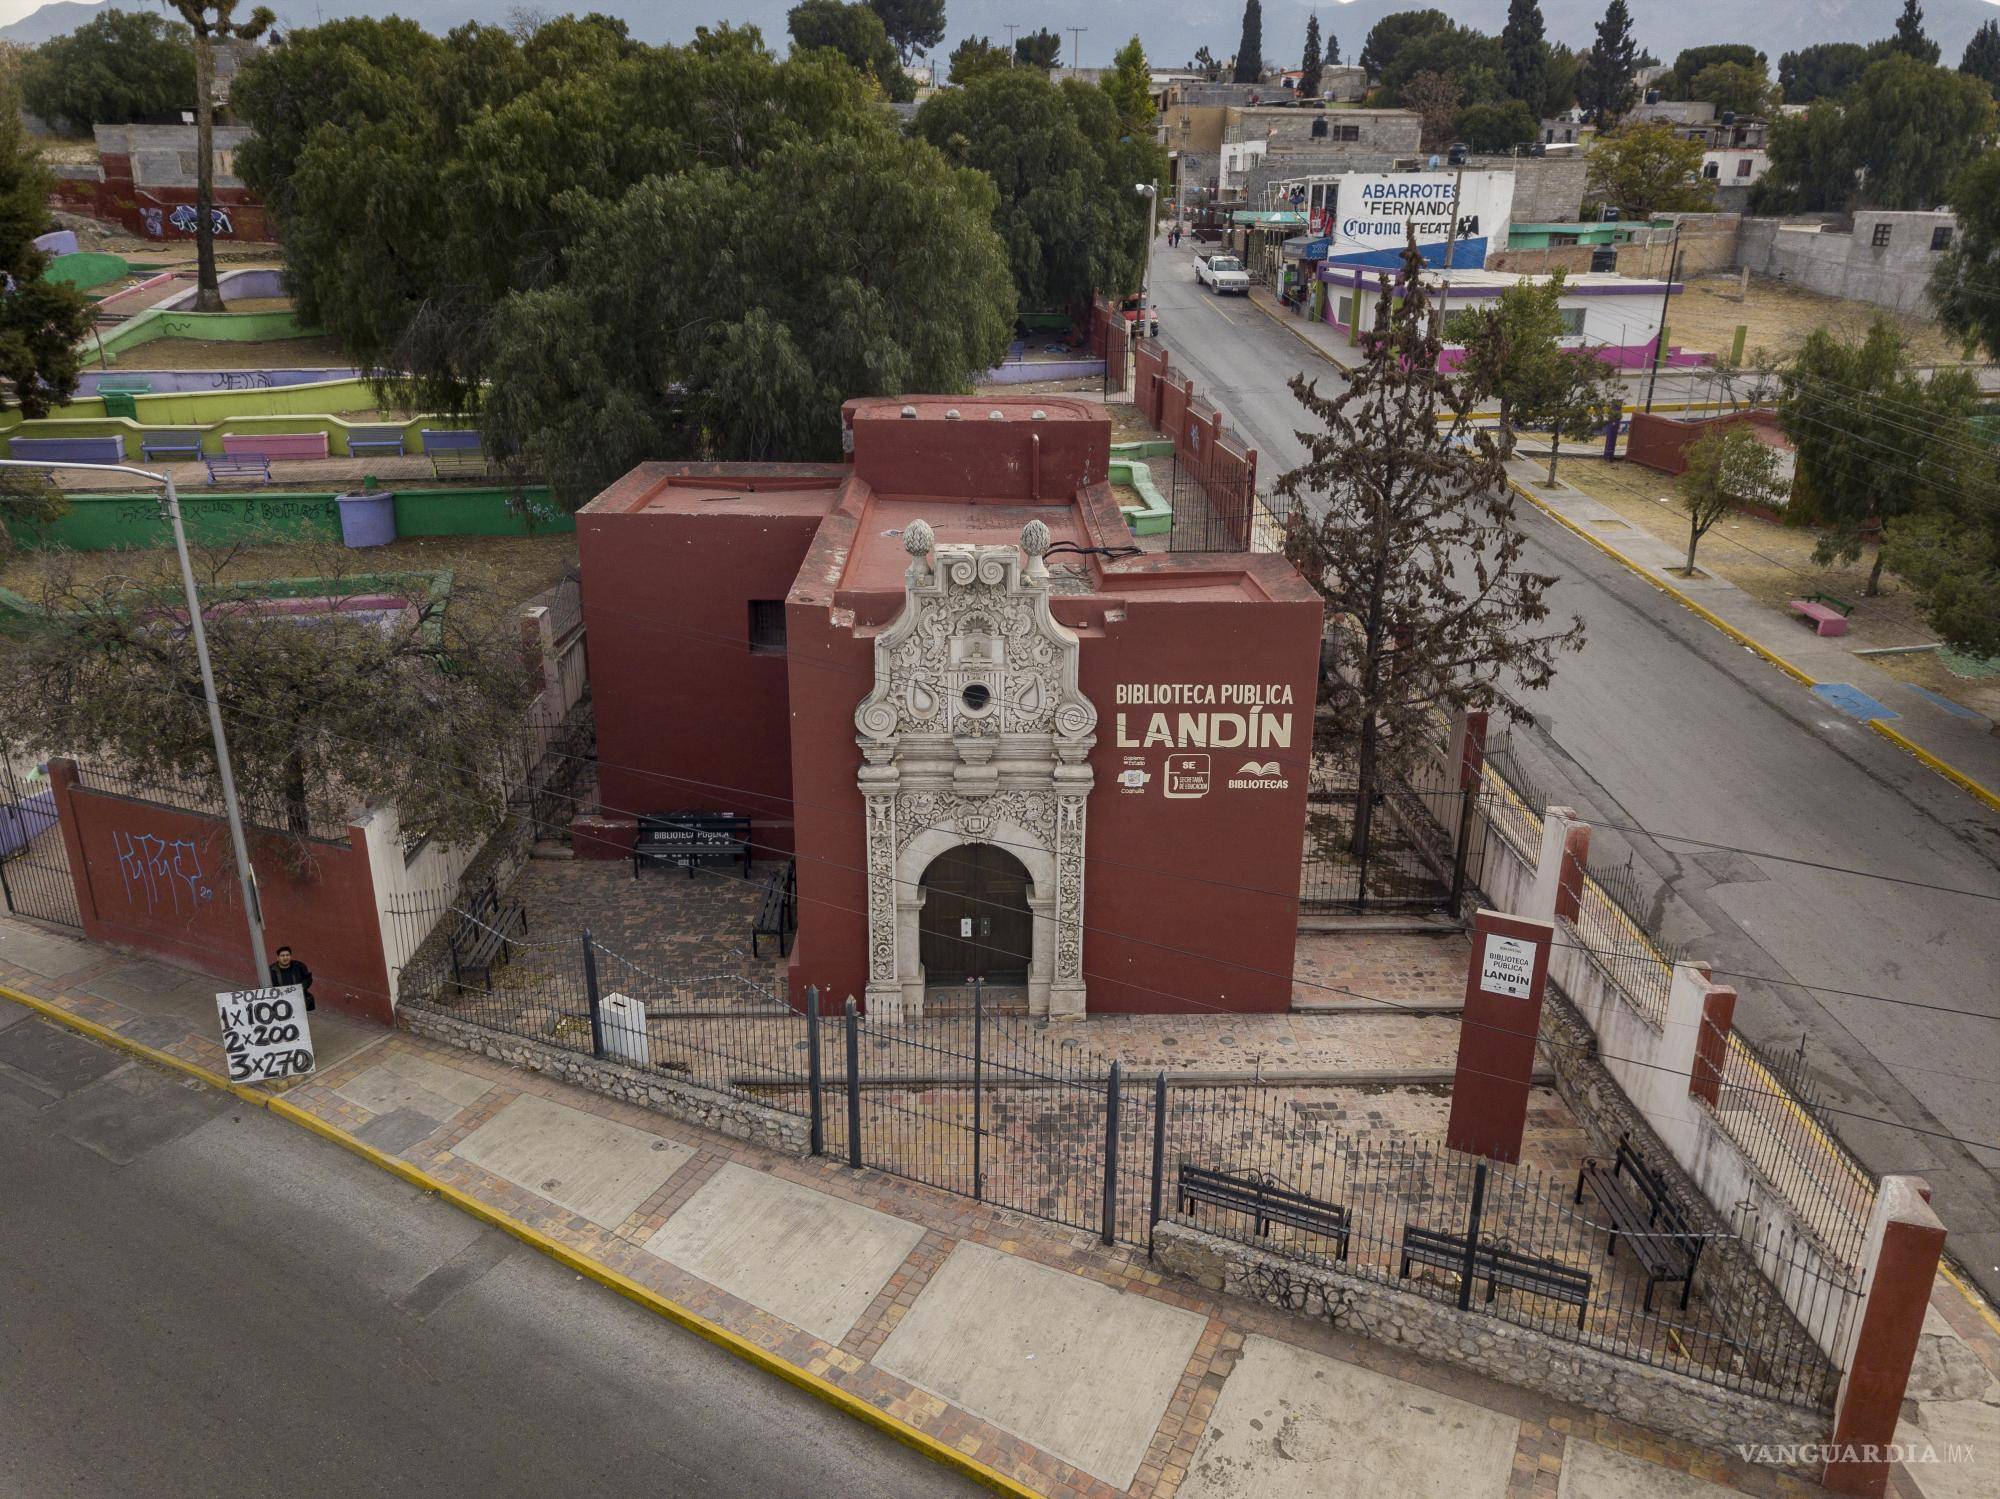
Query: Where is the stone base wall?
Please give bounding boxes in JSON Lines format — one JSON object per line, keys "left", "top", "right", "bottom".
{"left": 1154, "top": 1220, "right": 1824, "bottom": 1469}
{"left": 402, "top": 1004, "right": 809, "bottom": 1157}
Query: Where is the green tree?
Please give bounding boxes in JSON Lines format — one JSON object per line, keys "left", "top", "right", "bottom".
{"left": 0, "top": 538, "right": 534, "bottom": 847}
{"left": 1234, "top": 0, "right": 1263, "bottom": 83}
{"left": 1520, "top": 347, "right": 1622, "bottom": 485}
{"left": 914, "top": 68, "right": 1162, "bottom": 316}
{"left": 1018, "top": 28, "right": 1063, "bottom": 70}
{"left": 1381, "top": 21, "right": 1503, "bottom": 105}
{"left": 1661, "top": 44, "right": 1762, "bottom": 99}
{"left": 1879, "top": 478, "right": 2000, "bottom": 656}
{"left": 1300, "top": 13, "right": 1323, "bottom": 99}
{"left": 1359, "top": 10, "right": 1451, "bottom": 81}
{"left": 1541, "top": 42, "right": 1582, "bottom": 116}
{"left": 867, "top": 0, "right": 944, "bottom": 66}
{"left": 1104, "top": 36, "right": 1156, "bottom": 133}
{"left": 483, "top": 131, "right": 1013, "bottom": 503}
{"left": 0, "top": 108, "right": 93, "bottom": 422}
{"left": 164, "top": 2, "right": 275, "bottom": 313}
{"left": 1441, "top": 268, "right": 1571, "bottom": 442}
{"left": 1580, "top": 0, "right": 1638, "bottom": 124}
{"left": 1754, "top": 57, "right": 1996, "bottom": 212}
{"left": 1675, "top": 427, "right": 1787, "bottom": 573}
{"left": 1689, "top": 61, "right": 1773, "bottom": 117}
{"left": 1275, "top": 239, "right": 1582, "bottom": 860}
{"left": 946, "top": 33, "right": 1011, "bottom": 86}
{"left": 1963, "top": 21, "right": 2000, "bottom": 93}
{"left": 1501, "top": 0, "right": 1546, "bottom": 107}
{"left": 1780, "top": 318, "right": 1982, "bottom": 593}
{"left": 1327, "top": 30, "right": 1341, "bottom": 67}
{"left": 791, "top": 0, "right": 911, "bottom": 99}
{"left": 1586, "top": 123, "right": 1715, "bottom": 216}
{"left": 18, "top": 10, "right": 195, "bottom": 135}
{"left": 1454, "top": 98, "right": 1538, "bottom": 153}
{"left": 1929, "top": 151, "right": 2000, "bottom": 360}
{"left": 1890, "top": 0, "right": 1940, "bottom": 67}
{"left": 1778, "top": 43, "right": 1872, "bottom": 104}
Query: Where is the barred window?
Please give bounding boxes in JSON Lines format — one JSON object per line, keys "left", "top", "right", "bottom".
{"left": 748, "top": 600, "right": 787, "bottom": 656}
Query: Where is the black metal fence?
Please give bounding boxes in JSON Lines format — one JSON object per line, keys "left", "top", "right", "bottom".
{"left": 1103, "top": 315, "right": 1129, "bottom": 397}
{"left": 402, "top": 928, "right": 1848, "bottom": 1412}
{"left": 0, "top": 760, "right": 80, "bottom": 930}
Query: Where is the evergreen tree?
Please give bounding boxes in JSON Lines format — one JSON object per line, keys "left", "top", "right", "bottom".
{"left": 0, "top": 109, "right": 93, "bottom": 423}
{"left": 1276, "top": 238, "right": 1583, "bottom": 861}
{"left": 1016, "top": 28, "right": 1062, "bottom": 70}
{"left": 1328, "top": 31, "right": 1340, "bottom": 67}
{"left": 1891, "top": 0, "right": 1940, "bottom": 67}
{"left": 1963, "top": 20, "right": 2000, "bottom": 92}
{"left": 1580, "top": 0, "right": 1638, "bottom": 125}
{"left": 1105, "top": 35, "right": 1156, "bottom": 133}
{"left": 1234, "top": 0, "right": 1263, "bottom": 83}
{"left": 1501, "top": 0, "right": 1547, "bottom": 109}
{"left": 1300, "top": 13, "right": 1323, "bottom": 99}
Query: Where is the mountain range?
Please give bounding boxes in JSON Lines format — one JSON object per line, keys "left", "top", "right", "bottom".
{"left": 4, "top": 1, "right": 1998, "bottom": 76}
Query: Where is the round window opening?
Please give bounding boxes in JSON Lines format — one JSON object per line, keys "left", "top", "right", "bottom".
{"left": 961, "top": 683, "right": 993, "bottom": 713}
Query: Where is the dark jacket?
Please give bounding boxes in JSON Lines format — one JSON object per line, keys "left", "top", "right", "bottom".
{"left": 270, "top": 958, "right": 315, "bottom": 1011}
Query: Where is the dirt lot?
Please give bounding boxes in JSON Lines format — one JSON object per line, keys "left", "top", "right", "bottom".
{"left": 1556, "top": 456, "right": 2000, "bottom": 715}
{"left": 99, "top": 333, "right": 353, "bottom": 370}
{"left": 1665, "top": 271, "right": 1966, "bottom": 367}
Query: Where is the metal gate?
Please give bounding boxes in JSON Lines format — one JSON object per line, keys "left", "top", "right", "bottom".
{"left": 0, "top": 760, "right": 82, "bottom": 929}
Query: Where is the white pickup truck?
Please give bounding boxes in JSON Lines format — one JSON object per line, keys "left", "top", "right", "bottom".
{"left": 1194, "top": 253, "right": 1250, "bottom": 294}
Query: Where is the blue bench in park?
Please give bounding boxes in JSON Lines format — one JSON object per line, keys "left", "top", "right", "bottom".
{"left": 7, "top": 435, "right": 125, "bottom": 466}
{"left": 202, "top": 452, "right": 273, "bottom": 485}
{"left": 348, "top": 425, "right": 409, "bottom": 457}
{"left": 422, "top": 429, "right": 488, "bottom": 478}
{"left": 140, "top": 430, "right": 205, "bottom": 462}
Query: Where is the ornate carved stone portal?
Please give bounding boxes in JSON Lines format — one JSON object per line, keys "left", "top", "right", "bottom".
{"left": 854, "top": 519, "right": 1095, "bottom": 1021}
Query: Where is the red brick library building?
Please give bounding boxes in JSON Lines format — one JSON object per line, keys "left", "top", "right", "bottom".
{"left": 575, "top": 397, "right": 1323, "bottom": 1018}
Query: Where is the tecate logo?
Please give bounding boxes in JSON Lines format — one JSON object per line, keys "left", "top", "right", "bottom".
{"left": 1229, "top": 759, "right": 1289, "bottom": 790}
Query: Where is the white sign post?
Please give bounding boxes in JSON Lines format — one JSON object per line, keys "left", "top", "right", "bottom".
{"left": 216, "top": 985, "right": 316, "bottom": 1083}
{"left": 1478, "top": 933, "right": 1536, "bottom": 999}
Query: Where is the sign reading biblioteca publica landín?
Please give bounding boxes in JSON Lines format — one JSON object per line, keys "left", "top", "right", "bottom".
{"left": 215, "top": 985, "right": 316, "bottom": 1082}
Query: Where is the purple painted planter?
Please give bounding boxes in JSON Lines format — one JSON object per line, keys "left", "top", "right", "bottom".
{"left": 336, "top": 491, "right": 397, "bottom": 548}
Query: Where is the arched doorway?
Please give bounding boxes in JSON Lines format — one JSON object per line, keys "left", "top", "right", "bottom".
{"left": 919, "top": 843, "right": 1032, "bottom": 985}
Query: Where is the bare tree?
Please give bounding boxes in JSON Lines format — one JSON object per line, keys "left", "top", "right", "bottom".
{"left": 1277, "top": 239, "right": 1584, "bottom": 858}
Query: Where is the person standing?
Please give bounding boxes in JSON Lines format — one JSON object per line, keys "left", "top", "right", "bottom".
{"left": 269, "top": 945, "right": 315, "bottom": 1012}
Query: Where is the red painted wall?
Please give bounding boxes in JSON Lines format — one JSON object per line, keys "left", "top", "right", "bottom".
{"left": 578, "top": 492, "right": 828, "bottom": 852}
{"left": 845, "top": 398, "right": 1109, "bottom": 502}
{"left": 49, "top": 760, "right": 393, "bottom": 1023}
{"left": 52, "top": 162, "right": 272, "bottom": 243}
{"left": 1626, "top": 408, "right": 1784, "bottom": 478}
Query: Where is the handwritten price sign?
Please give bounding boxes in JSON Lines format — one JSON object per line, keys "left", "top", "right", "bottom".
{"left": 216, "top": 985, "right": 316, "bottom": 1083}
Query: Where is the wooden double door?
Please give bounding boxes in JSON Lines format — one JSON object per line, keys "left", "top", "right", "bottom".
{"left": 918, "top": 843, "right": 1032, "bottom": 984}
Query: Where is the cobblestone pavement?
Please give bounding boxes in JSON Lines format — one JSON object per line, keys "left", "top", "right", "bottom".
{"left": 0, "top": 914, "right": 1906, "bottom": 1499}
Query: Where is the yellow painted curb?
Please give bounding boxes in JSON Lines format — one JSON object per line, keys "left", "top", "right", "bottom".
{"left": 1865, "top": 720, "right": 2000, "bottom": 816}
{"left": 0, "top": 982, "right": 1044, "bottom": 1499}
{"left": 1940, "top": 1261, "right": 2000, "bottom": 1342}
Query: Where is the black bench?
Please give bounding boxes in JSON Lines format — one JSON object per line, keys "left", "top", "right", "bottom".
{"left": 1400, "top": 1224, "right": 1593, "bottom": 1328}
{"left": 633, "top": 811, "right": 753, "bottom": 880}
{"left": 447, "top": 879, "right": 528, "bottom": 993}
{"left": 203, "top": 452, "right": 272, "bottom": 485}
{"left": 1179, "top": 1163, "right": 1351, "bottom": 1258}
{"left": 1575, "top": 1133, "right": 1704, "bottom": 1311}
{"left": 752, "top": 859, "right": 797, "bottom": 957}
{"left": 141, "top": 429, "right": 204, "bottom": 462}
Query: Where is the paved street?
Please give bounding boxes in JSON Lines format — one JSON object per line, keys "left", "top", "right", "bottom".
{"left": 1147, "top": 243, "right": 2000, "bottom": 1296}
{"left": 0, "top": 996, "right": 970, "bottom": 1499}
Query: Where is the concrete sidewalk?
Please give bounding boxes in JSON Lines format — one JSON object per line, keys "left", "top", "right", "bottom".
{"left": 5, "top": 914, "right": 1996, "bottom": 1499}
{"left": 1502, "top": 452, "right": 2000, "bottom": 803}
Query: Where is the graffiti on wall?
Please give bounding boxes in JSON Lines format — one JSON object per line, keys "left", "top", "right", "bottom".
{"left": 166, "top": 204, "right": 235, "bottom": 237}
{"left": 112, "top": 828, "right": 214, "bottom": 916}
{"left": 139, "top": 207, "right": 163, "bottom": 238}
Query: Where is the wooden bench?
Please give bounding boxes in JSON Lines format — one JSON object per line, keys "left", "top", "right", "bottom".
{"left": 347, "top": 425, "right": 409, "bottom": 457}
{"left": 633, "top": 811, "right": 753, "bottom": 880}
{"left": 140, "top": 430, "right": 205, "bottom": 462}
{"left": 422, "top": 429, "right": 489, "bottom": 478}
{"left": 752, "top": 860, "right": 797, "bottom": 958}
{"left": 1787, "top": 592, "right": 1853, "bottom": 637}
{"left": 1574, "top": 1133, "right": 1704, "bottom": 1311}
{"left": 8, "top": 435, "right": 126, "bottom": 466}
{"left": 1400, "top": 1225, "right": 1593, "bottom": 1328}
{"left": 203, "top": 452, "right": 272, "bottom": 485}
{"left": 223, "top": 432, "right": 331, "bottom": 462}
{"left": 447, "top": 879, "right": 528, "bottom": 993}
{"left": 1179, "top": 1163, "right": 1352, "bottom": 1259}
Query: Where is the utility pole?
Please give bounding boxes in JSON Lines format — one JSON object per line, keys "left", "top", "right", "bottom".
{"left": 1004, "top": 22, "right": 1018, "bottom": 65}
{"left": 1644, "top": 222, "right": 1684, "bottom": 414}
{"left": 1068, "top": 27, "right": 1087, "bottom": 75}
{"left": 1432, "top": 157, "right": 1469, "bottom": 329}
{"left": 0, "top": 458, "right": 267, "bottom": 983}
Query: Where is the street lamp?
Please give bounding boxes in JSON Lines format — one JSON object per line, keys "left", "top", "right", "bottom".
{"left": 1135, "top": 182, "right": 1159, "bottom": 338}
{"left": 0, "top": 456, "right": 267, "bottom": 982}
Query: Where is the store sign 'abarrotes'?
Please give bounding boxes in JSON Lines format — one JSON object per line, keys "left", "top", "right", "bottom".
{"left": 1112, "top": 682, "right": 1295, "bottom": 751}
{"left": 216, "top": 985, "right": 316, "bottom": 1083}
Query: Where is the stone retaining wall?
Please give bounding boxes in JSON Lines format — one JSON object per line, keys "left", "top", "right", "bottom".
{"left": 1153, "top": 1220, "right": 1824, "bottom": 1469}
{"left": 402, "top": 1004, "right": 809, "bottom": 1157}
